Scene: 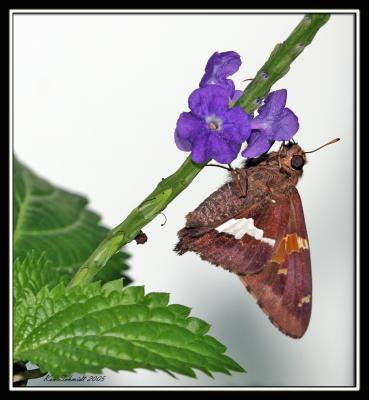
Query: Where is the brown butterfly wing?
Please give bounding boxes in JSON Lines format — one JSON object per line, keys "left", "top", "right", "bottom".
{"left": 175, "top": 192, "right": 290, "bottom": 275}
{"left": 239, "top": 188, "right": 312, "bottom": 338}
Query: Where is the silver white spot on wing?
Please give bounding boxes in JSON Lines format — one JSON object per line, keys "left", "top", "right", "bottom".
{"left": 297, "top": 236, "right": 309, "bottom": 250}
{"left": 298, "top": 295, "right": 311, "bottom": 307}
{"left": 215, "top": 217, "right": 276, "bottom": 247}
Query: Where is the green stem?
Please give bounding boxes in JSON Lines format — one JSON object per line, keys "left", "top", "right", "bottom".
{"left": 68, "top": 13, "right": 330, "bottom": 288}
{"left": 236, "top": 14, "right": 330, "bottom": 113}
{"left": 68, "top": 156, "right": 205, "bottom": 287}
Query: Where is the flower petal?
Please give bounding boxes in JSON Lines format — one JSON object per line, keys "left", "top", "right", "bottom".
{"left": 199, "top": 51, "right": 241, "bottom": 98}
{"left": 199, "top": 51, "right": 218, "bottom": 86}
{"left": 214, "top": 51, "right": 241, "bottom": 80}
{"left": 174, "top": 129, "right": 192, "bottom": 151}
{"left": 221, "top": 79, "right": 236, "bottom": 98}
{"left": 249, "top": 115, "right": 275, "bottom": 137}
{"left": 175, "top": 112, "right": 203, "bottom": 140}
{"left": 222, "top": 106, "right": 252, "bottom": 143}
{"left": 258, "top": 89, "right": 287, "bottom": 118}
{"left": 242, "top": 131, "right": 273, "bottom": 158}
{"left": 231, "top": 90, "right": 244, "bottom": 103}
{"left": 272, "top": 108, "right": 299, "bottom": 140}
{"left": 200, "top": 51, "right": 241, "bottom": 85}
{"left": 208, "top": 134, "right": 240, "bottom": 164}
{"left": 191, "top": 131, "right": 211, "bottom": 163}
{"left": 189, "top": 86, "right": 229, "bottom": 118}
{"left": 174, "top": 112, "right": 203, "bottom": 151}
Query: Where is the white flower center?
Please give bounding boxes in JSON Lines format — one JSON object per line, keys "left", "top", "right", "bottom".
{"left": 206, "top": 114, "right": 223, "bottom": 132}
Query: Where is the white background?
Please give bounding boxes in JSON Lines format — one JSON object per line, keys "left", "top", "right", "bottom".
{"left": 13, "top": 12, "right": 355, "bottom": 387}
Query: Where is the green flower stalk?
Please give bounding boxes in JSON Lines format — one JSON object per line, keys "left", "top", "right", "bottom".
{"left": 68, "top": 13, "right": 330, "bottom": 288}
{"left": 236, "top": 14, "right": 330, "bottom": 113}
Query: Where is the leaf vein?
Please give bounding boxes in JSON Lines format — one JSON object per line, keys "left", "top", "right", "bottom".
{"left": 14, "top": 169, "right": 31, "bottom": 246}
{"left": 18, "top": 210, "right": 89, "bottom": 236}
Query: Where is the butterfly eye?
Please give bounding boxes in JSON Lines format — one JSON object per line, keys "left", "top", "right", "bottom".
{"left": 291, "top": 155, "right": 305, "bottom": 170}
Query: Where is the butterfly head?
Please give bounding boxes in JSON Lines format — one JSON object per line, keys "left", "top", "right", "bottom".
{"left": 279, "top": 137, "right": 341, "bottom": 174}
{"left": 279, "top": 143, "right": 306, "bottom": 173}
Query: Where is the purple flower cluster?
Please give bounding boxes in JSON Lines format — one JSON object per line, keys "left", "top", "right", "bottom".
{"left": 242, "top": 89, "right": 299, "bottom": 158}
{"left": 174, "top": 51, "right": 299, "bottom": 164}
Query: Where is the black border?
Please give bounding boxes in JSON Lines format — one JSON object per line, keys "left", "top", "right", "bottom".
{"left": 9, "top": 9, "right": 359, "bottom": 391}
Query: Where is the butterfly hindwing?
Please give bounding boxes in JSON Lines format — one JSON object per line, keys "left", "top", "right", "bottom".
{"left": 239, "top": 187, "right": 312, "bottom": 338}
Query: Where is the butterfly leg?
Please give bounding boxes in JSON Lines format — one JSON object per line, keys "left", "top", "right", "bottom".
{"left": 277, "top": 142, "right": 287, "bottom": 170}
{"left": 231, "top": 168, "right": 248, "bottom": 198}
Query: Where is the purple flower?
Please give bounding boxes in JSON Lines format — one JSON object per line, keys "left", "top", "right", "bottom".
{"left": 175, "top": 85, "right": 252, "bottom": 164}
{"left": 242, "top": 89, "right": 299, "bottom": 158}
{"left": 199, "top": 51, "right": 241, "bottom": 98}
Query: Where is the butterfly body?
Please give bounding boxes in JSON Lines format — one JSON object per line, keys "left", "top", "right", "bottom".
{"left": 175, "top": 143, "right": 311, "bottom": 338}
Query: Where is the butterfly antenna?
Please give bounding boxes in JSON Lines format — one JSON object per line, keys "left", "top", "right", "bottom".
{"left": 305, "top": 138, "right": 340, "bottom": 154}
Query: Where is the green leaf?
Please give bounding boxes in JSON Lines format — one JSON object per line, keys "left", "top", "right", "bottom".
{"left": 14, "top": 282, "right": 245, "bottom": 378}
{"left": 13, "top": 157, "right": 131, "bottom": 289}
{"left": 14, "top": 252, "right": 55, "bottom": 303}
